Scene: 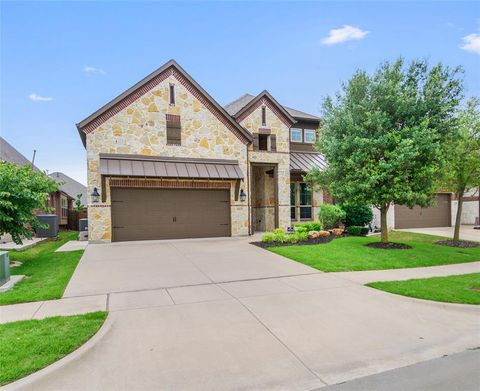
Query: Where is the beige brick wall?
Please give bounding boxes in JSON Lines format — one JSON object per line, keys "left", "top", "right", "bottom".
{"left": 86, "top": 74, "right": 249, "bottom": 241}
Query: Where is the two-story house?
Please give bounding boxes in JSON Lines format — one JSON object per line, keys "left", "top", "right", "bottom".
{"left": 77, "top": 60, "right": 326, "bottom": 242}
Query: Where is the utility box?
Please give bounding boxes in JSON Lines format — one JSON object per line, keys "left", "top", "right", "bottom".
{"left": 0, "top": 251, "right": 10, "bottom": 287}
{"left": 36, "top": 214, "right": 58, "bottom": 238}
{"left": 79, "top": 218, "right": 88, "bottom": 232}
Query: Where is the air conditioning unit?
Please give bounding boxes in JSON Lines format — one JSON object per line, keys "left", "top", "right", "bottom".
{"left": 36, "top": 214, "right": 58, "bottom": 238}
{"left": 0, "top": 251, "right": 10, "bottom": 287}
{"left": 79, "top": 218, "right": 88, "bottom": 232}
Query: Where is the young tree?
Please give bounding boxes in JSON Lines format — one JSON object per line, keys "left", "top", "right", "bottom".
{"left": 0, "top": 162, "right": 59, "bottom": 244}
{"left": 307, "top": 58, "right": 463, "bottom": 243}
{"left": 443, "top": 97, "right": 480, "bottom": 242}
{"left": 73, "top": 193, "right": 85, "bottom": 212}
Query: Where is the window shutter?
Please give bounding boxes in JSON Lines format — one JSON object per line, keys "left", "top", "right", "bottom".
{"left": 270, "top": 135, "right": 276, "bottom": 152}
{"left": 253, "top": 133, "right": 259, "bottom": 151}
{"left": 166, "top": 114, "right": 181, "bottom": 145}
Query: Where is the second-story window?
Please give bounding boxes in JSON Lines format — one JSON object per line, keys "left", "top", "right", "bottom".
{"left": 258, "top": 134, "right": 269, "bottom": 151}
{"left": 261, "top": 106, "right": 266, "bottom": 126}
{"left": 291, "top": 128, "right": 302, "bottom": 142}
{"left": 304, "top": 129, "right": 316, "bottom": 143}
{"left": 169, "top": 83, "right": 175, "bottom": 105}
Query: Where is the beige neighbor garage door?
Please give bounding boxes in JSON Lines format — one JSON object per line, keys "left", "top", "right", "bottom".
{"left": 111, "top": 188, "right": 231, "bottom": 242}
{"left": 394, "top": 194, "right": 451, "bottom": 229}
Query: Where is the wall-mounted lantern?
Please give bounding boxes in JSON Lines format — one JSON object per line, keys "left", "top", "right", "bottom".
{"left": 91, "top": 187, "right": 100, "bottom": 203}
{"left": 239, "top": 189, "right": 247, "bottom": 202}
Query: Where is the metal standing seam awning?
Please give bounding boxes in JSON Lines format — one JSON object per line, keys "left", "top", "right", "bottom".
{"left": 99, "top": 154, "right": 244, "bottom": 180}
{"left": 289, "top": 152, "right": 327, "bottom": 173}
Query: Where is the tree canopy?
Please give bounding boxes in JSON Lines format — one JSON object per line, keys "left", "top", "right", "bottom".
{"left": 0, "top": 163, "right": 59, "bottom": 244}
{"left": 443, "top": 97, "right": 480, "bottom": 241}
{"left": 307, "top": 58, "right": 463, "bottom": 242}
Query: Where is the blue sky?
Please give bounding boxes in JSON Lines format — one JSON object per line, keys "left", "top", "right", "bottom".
{"left": 1, "top": 1, "right": 479, "bottom": 184}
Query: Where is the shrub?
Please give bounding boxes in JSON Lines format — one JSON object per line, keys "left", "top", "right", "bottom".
{"left": 296, "top": 231, "right": 308, "bottom": 241}
{"left": 341, "top": 204, "right": 373, "bottom": 227}
{"left": 294, "top": 222, "right": 322, "bottom": 232}
{"left": 346, "top": 226, "right": 369, "bottom": 236}
{"left": 318, "top": 204, "right": 346, "bottom": 229}
{"left": 261, "top": 233, "right": 276, "bottom": 243}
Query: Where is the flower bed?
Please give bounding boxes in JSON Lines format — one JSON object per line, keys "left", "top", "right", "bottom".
{"left": 251, "top": 224, "right": 346, "bottom": 248}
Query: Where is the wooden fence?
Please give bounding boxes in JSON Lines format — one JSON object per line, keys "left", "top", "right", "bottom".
{"left": 67, "top": 210, "right": 87, "bottom": 231}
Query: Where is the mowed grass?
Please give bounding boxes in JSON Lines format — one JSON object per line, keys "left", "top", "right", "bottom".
{"left": 0, "top": 312, "right": 107, "bottom": 386}
{"left": 0, "top": 231, "right": 83, "bottom": 305}
{"left": 268, "top": 232, "right": 480, "bottom": 272}
{"left": 367, "top": 273, "right": 480, "bottom": 305}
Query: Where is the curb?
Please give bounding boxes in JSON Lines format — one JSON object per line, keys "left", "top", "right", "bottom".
{"left": 1, "top": 313, "right": 113, "bottom": 391}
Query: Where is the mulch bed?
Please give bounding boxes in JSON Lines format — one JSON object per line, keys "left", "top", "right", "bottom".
{"left": 365, "top": 242, "right": 412, "bottom": 250}
{"left": 250, "top": 234, "right": 342, "bottom": 248}
{"left": 435, "top": 240, "right": 480, "bottom": 248}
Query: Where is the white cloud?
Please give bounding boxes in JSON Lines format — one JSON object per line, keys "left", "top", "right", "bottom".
{"left": 460, "top": 33, "right": 480, "bottom": 54}
{"left": 83, "top": 65, "right": 106, "bottom": 74}
{"left": 28, "top": 93, "right": 53, "bottom": 102}
{"left": 321, "top": 25, "right": 369, "bottom": 46}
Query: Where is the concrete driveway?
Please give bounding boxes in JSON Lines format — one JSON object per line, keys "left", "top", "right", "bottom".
{"left": 14, "top": 238, "right": 480, "bottom": 391}
{"left": 63, "top": 237, "right": 315, "bottom": 297}
{"left": 398, "top": 225, "right": 480, "bottom": 242}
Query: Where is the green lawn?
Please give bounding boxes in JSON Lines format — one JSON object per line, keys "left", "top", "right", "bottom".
{"left": 367, "top": 273, "right": 480, "bottom": 304}
{"left": 0, "top": 231, "right": 83, "bottom": 305}
{"left": 0, "top": 312, "right": 107, "bottom": 386}
{"left": 268, "top": 231, "right": 480, "bottom": 272}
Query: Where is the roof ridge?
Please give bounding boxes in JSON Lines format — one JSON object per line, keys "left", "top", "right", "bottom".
{"left": 224, "top": 93, "right": 255, "bottom": 109}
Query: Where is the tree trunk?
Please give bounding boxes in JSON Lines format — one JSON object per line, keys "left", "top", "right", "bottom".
{"left": 380, "top": 204, "right": 389, "bottom": 243}
{"left": 453, "top": 190, "right": 464, "bottom": 243}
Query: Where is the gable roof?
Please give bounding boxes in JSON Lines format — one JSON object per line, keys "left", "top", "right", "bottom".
{"left": 76, "top": 60, "right": 253, "bottom": 147}
{"left": 225, "top": 94, "right": 320, "bottom": 123}
{"left": 49, "top": 172, "right": 87, "bottom": 204}
{"left": 231, "top": 90, "right": 297, "bottom": 126}
{"left": 0, "top": 137, "right": 39, "bottom": 170}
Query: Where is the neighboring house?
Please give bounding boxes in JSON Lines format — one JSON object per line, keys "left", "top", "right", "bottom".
{"left": 0, "top": 136, "right": 38, "bottom": 169}
{"left": 372, "top": 189, "right": 480, "bottom": 230}
{"left": 0, "top": 137, "right": 77, "bottom": 229}
{"left": 48, "top": 172, "right": 87, "bottom": 227}
{"left": 76, "top": 60, "right": 326, "bottom": 242}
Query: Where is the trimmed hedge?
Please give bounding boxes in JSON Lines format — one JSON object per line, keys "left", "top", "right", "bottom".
{"left": 346, "top": 226, "right": 369, "bottom": 236}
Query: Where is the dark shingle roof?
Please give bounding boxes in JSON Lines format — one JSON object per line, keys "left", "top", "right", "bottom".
{"left": 0, "top": 137, "right": 39, "bottom": 169}
{"left": 224, "top": 94, "right": 320, "bottom": 121}
{"left": 49, "top": 172, "right": 87, "bottom": 204}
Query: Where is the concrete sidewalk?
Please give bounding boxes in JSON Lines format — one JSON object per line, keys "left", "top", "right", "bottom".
{"left": 0, "top": 295, "right": 106, "bottom": 324}
{"left": 332, "top": 261, "right": 480, "bottom": 285}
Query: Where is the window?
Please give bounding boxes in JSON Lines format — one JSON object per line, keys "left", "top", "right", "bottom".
{"left": 290, "top": 128, "right": 302, "bottom": 142}
{"left": 258, "top": 134, "right": 269, "bottom": 151}
{"left": 261, "top": 106, "right": 266, "bottom": 126}
{"left": 304, "top": 129, "right": 316, "bottom": 143}
{"left": 290, "top": 183, "right": 296, "bottom": 220}
{"left": 169, "top": 84, "right": 175, "bottom": 105}
{"left": 299, "top": 183, "right": 312, "bottom": 219}
{"left": 166, "top": 114, "right": 181, "bottom": 145}
{"left": 61, "top": 196, "right": 68, "bottom": 218}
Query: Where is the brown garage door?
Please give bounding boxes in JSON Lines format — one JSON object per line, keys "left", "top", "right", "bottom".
{"left": 394, "top": 194, "right": 451, "bottom": 229}
{"left": 111, "top": 188, "right": 231, "bottom": 242}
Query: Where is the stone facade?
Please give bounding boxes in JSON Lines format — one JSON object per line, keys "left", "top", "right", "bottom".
{"left": 83, "top": 64, "right": 323, "bottom": 241}
{"left": 86, "top": 73, "right": 249, "bottom": 241}
{"left": 239, "top": 103, "right": 293, "bottom": 231}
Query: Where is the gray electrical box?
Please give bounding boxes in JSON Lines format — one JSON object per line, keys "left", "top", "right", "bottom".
{"left": 36, "top": 214, "right": 58, "bottom": 238}
{"left": 0, "top": 251, "right": 10, "bottom": 287}
{"left": 79, "top": 218, "right": 88, "bottom": 232}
